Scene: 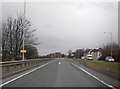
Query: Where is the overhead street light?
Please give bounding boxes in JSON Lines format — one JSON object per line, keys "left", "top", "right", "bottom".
{"left": 104, "top": 32, "right": 112, "bottom": 57}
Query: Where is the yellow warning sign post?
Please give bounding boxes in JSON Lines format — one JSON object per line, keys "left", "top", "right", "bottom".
{"left": 20, "top": 50, "right": 27, "bottom": 53}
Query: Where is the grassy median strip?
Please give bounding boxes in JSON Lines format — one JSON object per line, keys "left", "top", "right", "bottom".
{"left": 85, "top": 60, "right": 120, "bottom": 77}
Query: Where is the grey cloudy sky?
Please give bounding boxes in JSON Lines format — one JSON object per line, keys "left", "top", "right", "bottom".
{"left": 2, "top": 0, "right": 118, "bottom": 55}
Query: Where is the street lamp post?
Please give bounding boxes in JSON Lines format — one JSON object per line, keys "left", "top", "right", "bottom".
{"left": 104, "top": 32, "right": 112, "bottom": 57}
{"left": 22, "top": 0, "right": 26, "bottom": 60}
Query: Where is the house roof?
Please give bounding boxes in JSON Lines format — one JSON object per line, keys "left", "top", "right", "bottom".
{"left": 84, "top": 49, "right": 91, "bottom": 53}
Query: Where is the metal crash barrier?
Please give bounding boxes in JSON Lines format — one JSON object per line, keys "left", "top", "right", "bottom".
{"left": 0, "top": 58, "right": 52, "bottom": 74}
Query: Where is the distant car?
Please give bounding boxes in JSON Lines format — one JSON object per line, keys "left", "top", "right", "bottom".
{"left": 105, "top": 56, "right": 114, "bottom": 62}
{"left": 81, "top": 56, "right": 85, "bottom": 60}
{"left": 86, "top": 55, "right": 93, "bottom": 60}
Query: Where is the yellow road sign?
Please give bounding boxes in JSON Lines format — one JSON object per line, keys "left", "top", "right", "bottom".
{"left": 20, "top": 50, "right": 27, "bottom": 53}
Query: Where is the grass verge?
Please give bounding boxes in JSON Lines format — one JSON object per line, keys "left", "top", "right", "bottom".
{"left": 85, "top": 60, "right": 120, "bottom": 78}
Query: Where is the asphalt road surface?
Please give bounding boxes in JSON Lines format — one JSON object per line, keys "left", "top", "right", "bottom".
{"left": 2, "top": 58, "right": 119, "bottom": 88}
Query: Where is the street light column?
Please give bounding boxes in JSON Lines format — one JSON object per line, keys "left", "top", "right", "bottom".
{"left": 22, "top": 0, "right": 26, "bottom": 60}
{"left": 104, "top": 32, "right": 113, "bottom": 57}
{"left": 110, "top": 32, "right": 112, "bottom": 57}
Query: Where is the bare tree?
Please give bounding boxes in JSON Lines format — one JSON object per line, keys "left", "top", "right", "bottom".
{"left": 2, "top": 17, "right": 13, "bottom": 61}
{"left": 2, "top": 15, "right": 39, "bottom": 61}
{"left": 68, "top": 50, "right": 72, "bottom": 58}
{"left": 25, "top": 45, "right": 38, "bottom": 59}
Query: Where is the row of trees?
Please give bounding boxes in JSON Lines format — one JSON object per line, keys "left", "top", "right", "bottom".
{"left": 2, "top": 14, "right": 39, "bottom": 61}
{"left": 99, "top": 43, "right": 120, "bottom": 62}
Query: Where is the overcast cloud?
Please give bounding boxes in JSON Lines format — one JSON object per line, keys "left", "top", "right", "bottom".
{"left": 2, "top": 1, "right": 118, "bottom": 55}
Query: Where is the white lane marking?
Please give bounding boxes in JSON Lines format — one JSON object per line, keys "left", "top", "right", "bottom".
{"left": 71, "top": 63, "right": 114, "bottom": 88}
{"left": 0, "top": 60, "right": 56, "bottom": 87}
{"left": 58, "top": 62, "right": 61, "bottom": 64}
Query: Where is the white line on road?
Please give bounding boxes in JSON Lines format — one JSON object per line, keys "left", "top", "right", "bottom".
{"left": 0, "top": 60, "right": 56, "bottom": 87}
{"left": 58, "top": 62, "right": 61, "bottom": 64}
{"left": 71, "top": 63, "right": 115, "bottom": 89}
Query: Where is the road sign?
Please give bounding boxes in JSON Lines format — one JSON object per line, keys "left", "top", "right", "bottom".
{"left": 20, "top": 50, "right": 27, "bottom": 53}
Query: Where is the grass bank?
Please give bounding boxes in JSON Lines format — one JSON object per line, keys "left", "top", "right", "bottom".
{"left": 85, "top": 60, "right": 120, "bottom": 78}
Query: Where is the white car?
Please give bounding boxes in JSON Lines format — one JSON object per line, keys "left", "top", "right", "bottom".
{"left": 86, "top": 55, "right": 93, "bottom": 60}
{"left": 105, "top": 56, "right": 114, "bottom": 62}
{"left": 81, "top": 56, "right": 85, "bottom": 60}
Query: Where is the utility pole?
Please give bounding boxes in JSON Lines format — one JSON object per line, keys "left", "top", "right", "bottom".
{"left": 104, "top": 32, "right": 112, "bottom": 57}
{"left": 22, "top": 0, "right": 26, "bottom": 60}
{"left": 110, "top": 32, "right": 112, "bottom": 57}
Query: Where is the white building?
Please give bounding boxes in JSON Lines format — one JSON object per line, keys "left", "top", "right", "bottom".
{"left": 88, "top": 48, "right": 102, "bottom": 60}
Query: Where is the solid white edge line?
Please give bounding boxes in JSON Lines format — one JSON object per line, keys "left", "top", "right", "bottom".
{"left": 71, "top": 63, "right": 114, "bottom": 88}
{"left": 0, "top": 60, "right": 56, "bottom": 87}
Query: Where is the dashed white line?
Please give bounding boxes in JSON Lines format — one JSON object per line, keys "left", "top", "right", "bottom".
{"left": 58, "top": 62, "right": 61, "bottom": 64}
{"left": 71, "top": 63, "right": 115, "bottom": 89}
{"left": 0, "top": 60, "right": 56, "bottom": 87}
